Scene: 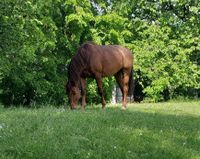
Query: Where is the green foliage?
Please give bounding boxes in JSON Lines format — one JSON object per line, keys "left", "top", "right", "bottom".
{"left": 0, "top": 0, "right": 199, "bottom": 105}
{"left": 132, "top": 24, "right": 200, "bottom": 101}
{"left": 86, "top": 77, "right": 115, "bottom": 104}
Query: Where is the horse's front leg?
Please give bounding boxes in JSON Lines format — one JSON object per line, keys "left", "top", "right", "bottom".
{"left": 80, "top": 78, "right": 87, "bottom": 109}
{"left": 95, "top": 76, "right": 106, "bottom": 109}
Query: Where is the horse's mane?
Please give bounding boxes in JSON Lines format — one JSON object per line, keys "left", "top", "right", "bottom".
{"left": 67, "top": 42, "right": 95, "bottom": 84}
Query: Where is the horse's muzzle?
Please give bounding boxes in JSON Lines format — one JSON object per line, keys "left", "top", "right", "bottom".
{"left": 70, "top": 102, "right": 77, "bottom": 109}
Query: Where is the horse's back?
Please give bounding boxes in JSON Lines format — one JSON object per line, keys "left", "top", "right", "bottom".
{"left": 80, "top": 43, "right": 133, "bottom": 77}
{"left": 100, "top": 44, "right": 132, "bottom": 66}
{"left": 81, "top": 43, "right": 132, "bottom": 62}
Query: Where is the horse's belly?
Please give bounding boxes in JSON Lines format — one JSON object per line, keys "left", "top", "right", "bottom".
{"left": 102, "top": 64, "right": 122, "bottom": 77}
{"left": 89, "top": 47, "right": 132, "bottom": 77}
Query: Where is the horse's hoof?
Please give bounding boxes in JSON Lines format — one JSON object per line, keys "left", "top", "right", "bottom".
{"left": 71, "top": 107, "right": 77, "bottom": 111}
{"left": 121, "top": 107, "right": 126, "bottom": 110}
{"left": 102, "top": 106, "right": 106, "bottom": 110}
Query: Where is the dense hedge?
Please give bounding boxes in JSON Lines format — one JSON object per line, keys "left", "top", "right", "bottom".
{"left": 0, "top": 0, "right": 199, "bottom": 105}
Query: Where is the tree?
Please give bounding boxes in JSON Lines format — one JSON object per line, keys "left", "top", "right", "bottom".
{"left": 0, "top": 0, "right": 199, "bottom": 106}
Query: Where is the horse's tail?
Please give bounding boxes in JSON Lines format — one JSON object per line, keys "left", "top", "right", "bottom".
{"left": 128, "top": 68, "right": 135, "bottom": 97}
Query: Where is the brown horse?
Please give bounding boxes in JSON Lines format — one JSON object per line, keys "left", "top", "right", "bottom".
{"left": 66, "top": 42, "right": 134, "bottom": 110}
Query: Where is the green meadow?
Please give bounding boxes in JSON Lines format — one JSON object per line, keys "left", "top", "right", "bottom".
{"left": 0, "top": 101, "right": 200, "bottom": 159}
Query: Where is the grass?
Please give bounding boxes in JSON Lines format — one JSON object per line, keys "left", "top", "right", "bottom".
{"left": 0, "top": 101, "right": 200, "bottom": 159}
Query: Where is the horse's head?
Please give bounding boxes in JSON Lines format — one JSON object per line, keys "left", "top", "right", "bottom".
{"left": 65, "top": 81, "right": 81, "bottom": 109}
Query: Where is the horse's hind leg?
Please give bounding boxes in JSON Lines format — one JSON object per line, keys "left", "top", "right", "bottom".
{"left": 95, "top": 75, "right": 106, "bottom": 109}
{"left": 115, "top": 69, "right": 130, "bottom": 109}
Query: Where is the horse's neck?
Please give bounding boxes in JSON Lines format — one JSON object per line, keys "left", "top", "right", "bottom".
{"left": 71, "top": 76, "right": 80, "bottom": 86}
{"left": 69, "top": 51, "right": 86, "bottom": 83}
{"left": 69, "top": 65, "right": 82, "bottom": 85}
